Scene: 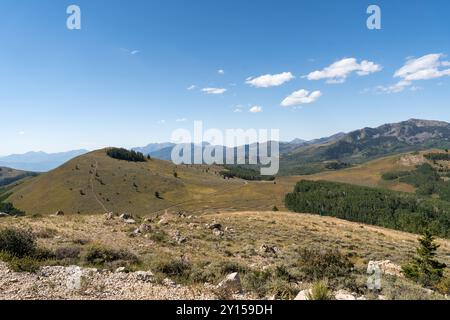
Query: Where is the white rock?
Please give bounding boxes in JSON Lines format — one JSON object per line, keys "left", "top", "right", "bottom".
{"left": 216, "top": 273, "right": 242, "bottom": 294}
{"left": 368, "top": 260, "right": 403, "bottom": 277}
{"left": 294, "top": 289, "right": 312, "bottom": 300}
{"left": 335, "top": 290, "right": 356, "bottom": 300}
{"left": 115, "top": 267, "right": 126, "bottom": 273}
{"left": 66, "top": 266, "right": 83, "bottom": 291}
{"left": 135, "top": 271, "right": 154, "bottom": 282}
{"left": 104, "top": 212, "right": 114, "bottom": 220}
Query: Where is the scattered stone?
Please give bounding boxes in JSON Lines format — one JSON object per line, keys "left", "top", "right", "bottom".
{"left": 208, "top": 223, "right": 222, "bottom": 230}
{"left": 188, "top": 223, "right": 199, "bottom": 230}
{"left": 294, "top": 289, "right": 311, "bottom": 300}
{"left": 163, "top": 278, "right": 176, "bottom": 287}
{"left": 368, "top": 260, "right": 403, "bottom": 277}
{"left": 54, "top": 210, "right": 65, "bottom": 216}
{"left": 131, "top": 228, "right": 141, "bottom": 237}
{"left": 135, "top": 271, "right": 154, "bottom": 283}
{"left": 172, "top": 231, "right": 187, "bottom": 244}
{"left": 0, "top": 212, "right": 9, "bottom": 218}
{"left": 212, "top": 228, "right": 224, "bottom": 237}
{"left": 119, "top": 213, "right": 133, "bottom": 220}
{"left": 158, "top": 218, "right": 169, "bottom": 226}
{"left": 335, "top": 289, "right": 356, "bottom": 300}
{"left": 115, "top": 267, "right": 126, "bottom": 273}
{"left": 378, "top": 295, "right": 387, "bottom": 300}
{"left": 216, "top": 273, "right": 242, "bottom": 294}
{"left": 259, "top": 244, "right": 279, "bottom": 256}
{"left": 139, "top": 223, "right": 151, "bottom": 233}
{"left": 104, "top": 212, "right": 114, "bottom": 220}
{"left": 124, "top": 219, "right": 136, "bottom": 225}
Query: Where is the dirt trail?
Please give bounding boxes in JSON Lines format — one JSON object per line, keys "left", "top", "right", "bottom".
{"left": 89, "top": 160, "right": 109, "bottom": 213}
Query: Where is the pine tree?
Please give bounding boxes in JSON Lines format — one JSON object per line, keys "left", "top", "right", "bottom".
{"left": 402, "top": 230, "right": 447, "bottom": 287}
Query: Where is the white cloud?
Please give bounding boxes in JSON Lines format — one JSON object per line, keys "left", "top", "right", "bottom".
{"left": 281, "top": 89, "right": 322, "bottom": 107}
{"left": 442, "top": 61, "right": 450, "bottom": 67}
{"left": 201, "top": 87, "right": 227, "bottom": 95}
{"left": 176, "top": 118, "right": 187, "bottom": 122}
{"left": 18, "top": 131, "right": 25, "bottom": 135}
{"left": 249, "top": 106, "right": 263, "bottom": 113}
{"left": 218, "top": 69, "right": 225, "bottom": 75}
{"left": 187, "top": 85, "right": 196, "bottom": 90}
{"left": 306, "top": 58, "right": 381, "bottom": 83}
{"left": 120, "top": 48, "right": 140, "bottom": 55}
{"left": 246, "top": 72, "right": 295, "bottom": 88}
{"left": 379, "top": 54, "right": 450, "bottom": 93}
{"left": 394, "top": 54, "right": 450, "bottom": 81}
{"left": 233, "top": 108, "right": 243, "bottom": 113}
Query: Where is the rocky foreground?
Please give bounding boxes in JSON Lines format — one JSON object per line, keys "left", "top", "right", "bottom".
{"left": 0, "top": 262, "right": 229, "bottom": 300}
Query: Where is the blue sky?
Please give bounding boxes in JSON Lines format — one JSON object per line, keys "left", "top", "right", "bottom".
{"left": 1, "top": 0, "right": 450, "bottom": 155}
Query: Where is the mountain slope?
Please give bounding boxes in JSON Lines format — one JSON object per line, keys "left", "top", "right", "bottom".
{"left": 280, "top": 119, "right": 450, "bottom": 175}
{"left": 8, "top": 149, "right": 285, "bottom": 216}
{"left": 0, "top": 167, "right": 38, "bottom": 187}
{"left": 0, "top": 150, "right": 88, "bottom": 172}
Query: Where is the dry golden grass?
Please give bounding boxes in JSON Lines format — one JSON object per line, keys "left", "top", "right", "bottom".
{"left": 1, "top": 210, "right": 449, "bottom": 270}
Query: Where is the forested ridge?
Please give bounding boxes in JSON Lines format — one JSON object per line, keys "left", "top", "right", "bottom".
{"left": 285, "top": 180, "right": 450, "bottom": 238}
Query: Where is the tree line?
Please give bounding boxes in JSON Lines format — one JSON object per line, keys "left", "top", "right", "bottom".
{"left": 106, "top": 148, "right": 147, "bottom": 162}
{"left": 285, "top": 180, "right": 450, "bottom": 238}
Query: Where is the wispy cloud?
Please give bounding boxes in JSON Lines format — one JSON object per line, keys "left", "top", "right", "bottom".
{"left": 176, "top": 118, "right": 188, "bottom": 122}
{"left": 157, "top": 120, "right": 166, "bottom": 124}
{"left": 18, "top": 131, "right": 25, "bottom": 135}
{"left": 187, "top": 85, "right": 196, "bottom": 90}
{"left": 377, "top": 53, "right": 450, "bottom": 93}
{"left": 281, "top": 89, "right": 322, "bottom": 107}
{"left": 306, "top": 58, "right": 381, "bottom": 83}
{"left": 246, "top": 72, "right": 295, "bottom": 88}
{"left": 120, "top": 48, "right": 141, "bottom": 55}
{"left": 201, "top": 87, "right": 227, "bottom": 95}
{"left": 249, "top": 106, "right": 263, "bottom": 113}
{"left": 218, "top": 69, "right": 225, "bottom": 75}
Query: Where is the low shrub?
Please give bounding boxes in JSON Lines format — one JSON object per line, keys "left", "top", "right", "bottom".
{"left": 83, "top": 244, "right": 139, "bottom": 268}
{"left": 306, "top": 281, "right": 332, "bottom": 300}
{"left": 55, "top": 246, "right": 81, "bottom": 260}
{"left": 0, "top": 253, "right": 41, "bottom": 273}
{"left": 296, "top": 248, "right": 353, "bottom": 282}
{"left": 154, "top": 258, "right": 192, "bottom": 281}
{"left": 0, "top": 228, "right": 37, "bottom": 258}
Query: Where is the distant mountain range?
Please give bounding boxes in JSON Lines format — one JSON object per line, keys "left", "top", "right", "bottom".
{"left": 279, "top": 119, "right": 450, "bottom": 174}
{"left": 0, "top": 150, "right": 88, "bottom": 172}
{"left": 3, "top": 119, "right": 450, "bottom": 175}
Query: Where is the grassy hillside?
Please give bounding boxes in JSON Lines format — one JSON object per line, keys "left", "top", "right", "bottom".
{"left": 0, "top": 167, "right": 38, "bottom": 187}
{"left": 297, "top": 152, "right": 427, "bottom": 193}
{"left": 7, "top": 149, "right": 293, "bottom": 216}
{"left": 1, "top": 211, "right": 449, "bottom": 299}
{"left": 8, "top": 149, "right": 441, "bottom": 217}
